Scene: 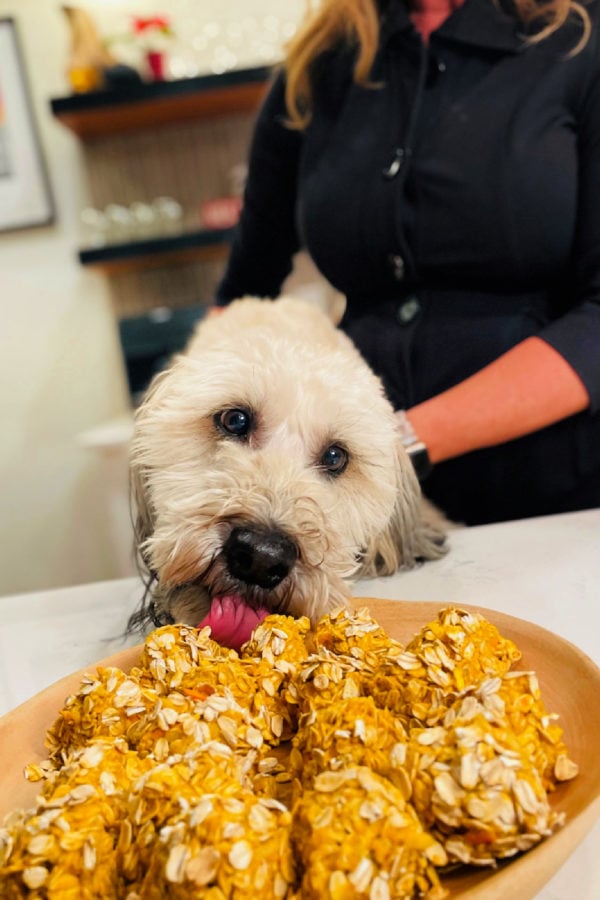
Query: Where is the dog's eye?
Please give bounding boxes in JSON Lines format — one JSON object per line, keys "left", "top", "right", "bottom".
{"left": 215, "top": 408, "right": 252, "bottom": 438}
{"left": 320, "top": 444, "right": 349, "bottom": 476}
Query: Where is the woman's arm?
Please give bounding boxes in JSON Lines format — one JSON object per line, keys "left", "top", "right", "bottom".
{"left": 216, "top": 72, "right": 303, "bottom": 305}
{"left": 406, "top": 337, "right": 590, "bottom": 464}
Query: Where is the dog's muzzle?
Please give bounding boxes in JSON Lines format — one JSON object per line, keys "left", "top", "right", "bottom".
{"left": 223, "top": 525, "right": 298, "bottom": 590}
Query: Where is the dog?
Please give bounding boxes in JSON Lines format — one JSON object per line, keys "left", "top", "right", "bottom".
{"left": 128, "top": 297, "right": 446, "bottom": 639}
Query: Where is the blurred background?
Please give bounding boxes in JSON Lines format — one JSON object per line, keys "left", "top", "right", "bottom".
{"left": 0, "top": 0, "right": 338, "bottom": 596}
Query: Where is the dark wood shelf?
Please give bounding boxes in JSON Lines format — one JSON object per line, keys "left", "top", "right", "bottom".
{"left": 78, "top": 227, "right": 235, "bottom": 273}
{"left": 50, "top": 66, "right": 273, "bottom": 139}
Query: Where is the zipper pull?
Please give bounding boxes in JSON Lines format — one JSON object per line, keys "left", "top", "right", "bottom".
{"left": 383, "top": 147, "right": 405, "bottom": 179}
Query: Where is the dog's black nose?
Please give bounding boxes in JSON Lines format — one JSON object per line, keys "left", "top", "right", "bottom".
{"left": 223, "top": 526, "right": 298, "bottom": 590}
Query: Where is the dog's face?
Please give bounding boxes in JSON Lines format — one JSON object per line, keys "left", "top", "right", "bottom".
{"left": 130, "top": 298, "right": 444, "bottom": 631}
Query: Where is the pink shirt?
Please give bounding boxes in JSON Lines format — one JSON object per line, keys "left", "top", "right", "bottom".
{"left": 409, "top": 0, "right": 465, "bottom": 41}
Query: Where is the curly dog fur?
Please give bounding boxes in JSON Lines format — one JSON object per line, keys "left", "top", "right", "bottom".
{"left": 129, "top": 297, "right": 446, "bottom": 631}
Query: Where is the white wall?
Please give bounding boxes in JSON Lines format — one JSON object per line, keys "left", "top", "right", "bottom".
{"left": 0, "top": 0, "right": 308, "bottom": 595}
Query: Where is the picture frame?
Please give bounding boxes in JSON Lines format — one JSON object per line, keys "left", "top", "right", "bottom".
{"left": 0, "top": 17, "right": 54, "bottom": 232}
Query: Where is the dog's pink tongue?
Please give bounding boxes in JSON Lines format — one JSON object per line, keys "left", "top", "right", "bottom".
{"left": 198, "top": 595, "right": 269, "bottom": 651}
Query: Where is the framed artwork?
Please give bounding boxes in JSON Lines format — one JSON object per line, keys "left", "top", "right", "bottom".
{"left": 0, "top": 17, "right": 54, "bottom": 232}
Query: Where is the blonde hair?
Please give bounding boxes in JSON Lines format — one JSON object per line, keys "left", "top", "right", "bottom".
{"left": 284, "top": 0, "right": 591, "bottom": 127}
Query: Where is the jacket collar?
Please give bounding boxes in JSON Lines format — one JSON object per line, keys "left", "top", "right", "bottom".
{"left": 380, "top": 0, "right": 527, "bottom": 54}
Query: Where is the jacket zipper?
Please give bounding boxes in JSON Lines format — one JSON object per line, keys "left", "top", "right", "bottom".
{"left": 382, "top": 41, "right": 429, "bottom": 181}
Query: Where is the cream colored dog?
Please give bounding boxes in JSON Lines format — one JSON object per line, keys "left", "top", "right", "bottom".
{"left": 129, "top": 297, "right": 445, "bottom": 636}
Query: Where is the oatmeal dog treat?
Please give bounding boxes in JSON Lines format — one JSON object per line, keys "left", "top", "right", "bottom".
{"left": 371, "top": 607, "right": 523, "bottom": 726}
{"left": 45, "top": 656, "right": 274, "bottom": 765}
{"left": 144, "top": 625, "right": 297, "bottom": 745}
{"left": 296, "top": 647, "right": 365, "bottom": 712}
{"left": 46, "top": 623, "right": 299, "bottom": 769}
{"left": 240, "top": 614, "right": 313, "bottom": 738}
{"left": 312, "top": 606, "right": 405, "bottom": 661}
{"left": 291, "top": 766, "right": 447, "bottom": 899}
{"left": 138, "top": 623, "right": 231, "bottom": 688}
{"left": 293, "top": 607, "right": 407, "bottom": 715}
{"left": 290, "top": 697, "right": 409, "bottom": 792}
{"left": 404, "top": 607, "right": 522, "bottom": 690}
{"left": 136, "top": 788, "right": 294, "bottom": 898}
{"left": 241, "top": 614, "right": 311, "bottom": 667}
{"left": 405, "top": 695, "right": 567, "bottom": 865}
{"left": 493, "top": 671, "right": 579, "bottom": 790}
{"left": 7, "top": 741, "right": 273, "bottom": 897}
{"left": 2, "top": 741, "right": 154, "bottom": 897}
{"left": 127, "top": 749, "right": 294, "bottom": 897}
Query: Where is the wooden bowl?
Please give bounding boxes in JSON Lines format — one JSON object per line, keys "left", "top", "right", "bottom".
{"left": 1, "top": 599, "right": 599, "bottom": 899}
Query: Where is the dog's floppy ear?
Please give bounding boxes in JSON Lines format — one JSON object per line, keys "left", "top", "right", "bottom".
{"left": 359, "top": 442, "right": 447, "bottom": 577}
{"left": 127, "top": 456, "right": 163, "bottom": 631}
{"left": 128, "top": 367, "right": 170, "bottom": 589}
{"left": 130, "top": 462, "right": 154, "bottom": 568}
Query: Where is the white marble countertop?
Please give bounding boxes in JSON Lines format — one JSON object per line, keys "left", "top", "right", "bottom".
{"left": 0, "top": 508, "right": 598, "bottom": 898}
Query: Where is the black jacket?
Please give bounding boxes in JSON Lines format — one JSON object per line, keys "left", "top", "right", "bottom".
{"left": 217, "top": 0, "right": 600, "bottom": 524}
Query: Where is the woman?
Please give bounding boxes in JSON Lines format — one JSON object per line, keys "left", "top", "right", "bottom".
{"left": 215, "top": 0, "right": 600, "bottom": 525}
